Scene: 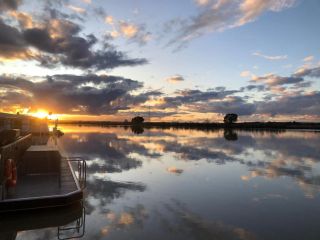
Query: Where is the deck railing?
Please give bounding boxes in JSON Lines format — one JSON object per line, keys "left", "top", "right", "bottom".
{"left": 64, "top": 157, "right": 87, "bottom": 189}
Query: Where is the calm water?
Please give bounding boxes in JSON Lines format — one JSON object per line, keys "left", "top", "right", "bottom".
{"left": 16, "top": 126, "right": 320, "bottom": 240}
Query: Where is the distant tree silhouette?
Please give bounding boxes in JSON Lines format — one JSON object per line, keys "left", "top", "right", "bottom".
{"left": 224, "top": 113, "right": 238, "bottom": 124}
{"left": 131, "top": 116, "right": 144, "bottom": 124}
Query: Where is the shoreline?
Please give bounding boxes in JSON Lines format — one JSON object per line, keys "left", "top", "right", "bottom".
{"left": 54, "top": 121, "right": 320, "bottom": 130}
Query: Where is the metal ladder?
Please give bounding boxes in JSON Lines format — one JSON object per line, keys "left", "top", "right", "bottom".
{"left": 57, "top": 204, "right": 86, "bottom": 240}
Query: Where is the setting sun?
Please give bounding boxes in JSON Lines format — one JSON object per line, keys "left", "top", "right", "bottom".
{"left": 30, "top": 110, "right": 48, "bottom": 119}
{"left": 29, "top": 110, "right": 59, "bottom": 120}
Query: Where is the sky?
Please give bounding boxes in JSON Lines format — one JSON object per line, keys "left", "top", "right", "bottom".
{"left": 0, "top": 0, "right": 319, "bottom": 122}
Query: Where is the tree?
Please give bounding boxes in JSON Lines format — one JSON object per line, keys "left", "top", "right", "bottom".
{"left": 131, "top": 116, "right": 144, "bottom": 124}
{"left": 224, "top": 113, "right": 238, "bottom": 124}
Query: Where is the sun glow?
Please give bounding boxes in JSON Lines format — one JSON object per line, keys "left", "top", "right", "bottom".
{"left": 30, "top": 110, "right": 48, "bottom": 119}
{"left": 29, "top": 110, "right": 60, "bottom": 120}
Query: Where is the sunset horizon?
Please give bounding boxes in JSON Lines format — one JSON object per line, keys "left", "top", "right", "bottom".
{"left": 0, "top": 0, "right": 319, "bottom": 122}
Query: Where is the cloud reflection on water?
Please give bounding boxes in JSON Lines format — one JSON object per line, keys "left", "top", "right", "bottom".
{"left": 40, "top": 125, "right": 320, "bottom": 240}
{"left": 58, "top": 126, "right": 320, "bottom": 199}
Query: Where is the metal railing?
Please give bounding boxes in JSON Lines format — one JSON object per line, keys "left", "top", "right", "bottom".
{"left": 64, "top": 157, "right": 87, "bottom": 189}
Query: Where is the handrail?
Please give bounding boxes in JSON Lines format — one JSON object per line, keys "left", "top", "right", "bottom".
{"left": 63, "top": 157, "right": 87, "bottom": 189}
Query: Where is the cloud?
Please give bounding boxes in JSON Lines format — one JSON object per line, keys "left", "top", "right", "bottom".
{"left": 238, "top": 0, "right": 295, "bottom": 26}
{"left": 105, "top": 15, "right": 114, "bottom": 25}
{"left": 119, "top": 21, "right": 139, "bottom": 38}
{"left": 159, "top": 201, "right": 258, "bottom": 240}
{"left": 158, "top": 89, "right": 238, "bottom": 109}
{"left": 257, "top": 91, "right": 320, "bottom": 116}
{"left": 167, "top": 166, "right": 184, "bottom": 174}
{"left": 0, "top": 74, "right": 160, "bottom": 115}
{"left": 240, "top": 70, "right": 252, "bottom": 78}
{"left": 240, "top": 84, "right": 266, "bottom": 92}
{"left": 8, "top": 11, "right": 35, "bottom": 29}
{"left": 0, "top": 0, "right": 21, "bottom": 12}
{"left": 252, "top": 52, "right": 287, "bottom": 60}
{"left": 67, "top": 5, "right": 86, "bottom": 14}
{"left": 0, "top": 84, "right": 32, "bottom": 110}
{"left": 152, "top": 67, "right": 319, "bottom": 118}
{"left": 0, "top": 19, "right": 33, "bottom": 60}
{"left": 303, "top": 55, "right": 314, "bottom": 62}
{"left": 251, "top": 73, "right": 303, "bottom": 86}
{"left": 0, "top": 14, "right": 147, "bottom": 69}
{"left": 105, "top": 16, "right": 152, "bottom": 46}
{"left": 191, "top": 96, "right": 257, "bottom": 116}
{"left": 166, "top": 74, "right": 185, "bottom": 83}
{"left": 194, "top": 0, "right": 210, "bottom": 6}
{"left": 166, "top": 0, "right": 295, "bottom": 48}
{"left": 293, "top": 66, "right": 320, "bottom": 78}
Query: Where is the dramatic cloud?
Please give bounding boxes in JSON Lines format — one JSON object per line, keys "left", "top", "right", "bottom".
{"left": 0, "top": 11, "right": 147, "bottom": 69}
{"left": 0, "top": 74, "right": 159, "bottom": 114}
{"left": 24, "top": 18, "right": 147, "bottom": 69}
{"left": 253, "top": 52, "right": 288, "bottom": 61}
{"left": 166, "top": 0, "right": 295, "bottom": 48}
{"left": 0, "top": 19, "right": 32, "bottom": 60}
{"left": 257, "top": 91, "right": 320, "bottom": 116}
{"left": 166, "top": 74, "right": 185, "bottom": 83}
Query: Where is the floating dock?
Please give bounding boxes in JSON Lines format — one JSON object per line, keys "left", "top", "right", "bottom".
{"left": 0, "top": 136, "right": 86, "bottom": 212}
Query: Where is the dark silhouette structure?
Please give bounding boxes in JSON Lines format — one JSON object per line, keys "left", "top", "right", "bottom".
{"left": 131, "top": 116, "right": 144, "bottom": 124}
{"left": 224, "top": 113, "right": 238, "bottom": 124}
{"left": 224, "top": 129, "right": 238, "bottom": 141}
{"left": 131, "top": 125, "right": 144, "bottom": 134}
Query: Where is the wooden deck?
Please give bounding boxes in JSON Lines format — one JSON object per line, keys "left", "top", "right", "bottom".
{"left": 0, "top": 145, "right": 83, "bottom": 212}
